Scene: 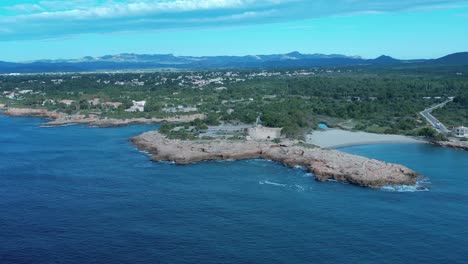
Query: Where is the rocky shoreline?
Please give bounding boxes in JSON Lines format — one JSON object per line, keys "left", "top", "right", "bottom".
{"left": 3, "top": 107, "right": 205, "bottom": 127}
{"left": 3, "top": 106, "right": 423, "bottom": 188}
{"left": 130, "top": 131, "right": 420, "bottom": 188}
{"left": 4, "top": 107, "right": 65, "bottom": 119}
{"left": 432, "top": 140, "right": 468, "bottom": 151}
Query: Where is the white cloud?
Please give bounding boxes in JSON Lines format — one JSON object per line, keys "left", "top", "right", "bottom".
{"left": 0, "top": 0, "right": 466, "bottom": 40}
{"left": 7, "top": 0, "right": 282, "bottom": 20}
{"left": 4, "top": 4, "right": 44, "bottom": 13}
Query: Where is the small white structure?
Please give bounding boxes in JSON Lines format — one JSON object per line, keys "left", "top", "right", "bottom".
{"left": 60, "top": 100, "right": 75, "bottom": 106}
{"left": 42, "top": 99, "right": 55, "bottom": 106}
{"left": 453, "top": 126, "right": 468, "bottom": 138}
{"left": 247, "top": 126, "right": 282, "bottom": 141}
{"left": 125, "top": 100, "right": 146, "bottom": 112}
{"left": 18, "top": 90, "right": 33, "bottom": 94}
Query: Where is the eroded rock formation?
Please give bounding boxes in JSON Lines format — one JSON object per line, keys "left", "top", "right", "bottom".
{"left": 131, "top": 131, "right": 420, "bottom": 188}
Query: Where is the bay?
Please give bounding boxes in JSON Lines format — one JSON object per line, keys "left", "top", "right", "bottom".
{"left": 1, "top": 115, "right": 467, "bottom": 264}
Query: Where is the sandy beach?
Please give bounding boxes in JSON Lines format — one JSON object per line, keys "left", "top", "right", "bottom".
{"left": 307, "top": 129, "right": 426, "bottom": 148}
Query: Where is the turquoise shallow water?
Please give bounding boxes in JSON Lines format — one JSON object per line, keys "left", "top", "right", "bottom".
{"left": 1, "top": 115, "right": 468, "bottom": 264}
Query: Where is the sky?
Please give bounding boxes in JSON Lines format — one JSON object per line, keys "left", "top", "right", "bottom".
{"left": 0, "top": 0, "right": 468, "bottom": 61}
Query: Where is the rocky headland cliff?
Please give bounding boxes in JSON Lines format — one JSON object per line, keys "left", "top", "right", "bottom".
{"left": 4, "top": 107, "right": 205, "bottom": 127}
{"left": 130, "top": 131, "right": 420, "bottom": 188}
{"left": 5, "top": 107, "right": 65, "bottom": 119}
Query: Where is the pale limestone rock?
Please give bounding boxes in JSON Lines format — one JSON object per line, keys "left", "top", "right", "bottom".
{"left": 131, "top": 131, "right": 420, "bottom": 188}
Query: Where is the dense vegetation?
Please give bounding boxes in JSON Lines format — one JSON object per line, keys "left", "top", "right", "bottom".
{"left": 433, "top": 92, "right": 468, "bottom": 128}
{"left": 1, "top": 66, "right": 467, "bottom": 139}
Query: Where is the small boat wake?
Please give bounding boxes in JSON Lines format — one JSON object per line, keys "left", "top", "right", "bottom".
{"left": 259, "top": 180, "right": 309, "bottom": 192}
{"left": 259, "top": 180, "right": 287, "bottom": 187}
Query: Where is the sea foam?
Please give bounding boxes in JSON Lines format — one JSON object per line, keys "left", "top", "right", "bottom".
{"left": 380, "top": 179, "right": 430, "bottom": 192}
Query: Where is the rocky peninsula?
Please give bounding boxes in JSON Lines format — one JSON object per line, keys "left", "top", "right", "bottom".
{"left": 3, "top": 106, "right": 423, "bottom": 188}
{"left": 4, "top": 107, "right": 205, "bottom": 127}
{"left": 130, "top": 131, "right": 420, "bottom": 188}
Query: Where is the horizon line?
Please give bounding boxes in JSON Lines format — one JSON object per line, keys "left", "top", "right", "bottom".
{"left": 6, "top": 50, "right": 467, "bottom": 63}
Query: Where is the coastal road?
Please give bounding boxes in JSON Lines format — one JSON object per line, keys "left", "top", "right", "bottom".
{"left": 419, "top": 98, "right": 453, "bottom": 133}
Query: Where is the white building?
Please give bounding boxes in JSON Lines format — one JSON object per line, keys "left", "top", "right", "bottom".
{"left": 42, "top": 99, "right": 55, "bottom": 106}
{"left": 5, "top": 92, "right": 16, "bottom": 99}
{"left": 18, "top": 90, "right": 33, "bottom": 94}
{"left": 453, "top": 126, "right": 468, "bottom": 138}
{"left": 125, "top": 100, "right": 146, "bottom": 112}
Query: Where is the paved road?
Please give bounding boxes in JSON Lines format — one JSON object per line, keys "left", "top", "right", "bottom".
{"left": 419, "top": 98, "right": 453, "bottom": 133}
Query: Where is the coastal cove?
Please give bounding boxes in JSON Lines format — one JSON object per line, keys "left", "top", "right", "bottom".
{"left": 1, "top": 115, "right": 468, "bottom": 263}
{"left": 2, "top": 107, "right": 422, "bottom": 188}
{"left": 2, "top": 1, "right": 468, "bottom": 263}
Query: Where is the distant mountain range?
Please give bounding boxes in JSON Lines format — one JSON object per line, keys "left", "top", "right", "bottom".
{"left": 1, "top": 51, "right": 467, "bottom": 73}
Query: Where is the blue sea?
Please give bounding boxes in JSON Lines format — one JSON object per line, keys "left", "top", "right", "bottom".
{"left": 1, "top": 115, "right": 468, "bottom": 264}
